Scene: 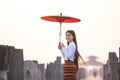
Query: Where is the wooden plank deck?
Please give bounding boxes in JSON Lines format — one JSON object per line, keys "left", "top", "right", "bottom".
{"left": 83, "top": 75, "right": 103, "bottom": 80}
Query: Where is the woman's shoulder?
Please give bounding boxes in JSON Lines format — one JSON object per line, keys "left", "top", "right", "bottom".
{"left": 69, "top": 41, "right": 76, "bottom": 47}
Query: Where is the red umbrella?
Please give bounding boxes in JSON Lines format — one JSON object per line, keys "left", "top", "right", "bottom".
{"left": 41, "top": 13, "right": 81, "bottom": 42}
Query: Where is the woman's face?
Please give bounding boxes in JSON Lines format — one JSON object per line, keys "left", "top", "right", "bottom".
{"left": 66, "top": 32, "right": 74, "bottom": 42}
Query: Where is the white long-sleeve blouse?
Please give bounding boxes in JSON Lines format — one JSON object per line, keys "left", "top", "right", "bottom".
{"left": 61, "top": 41, "right": 76, "bottom": 61}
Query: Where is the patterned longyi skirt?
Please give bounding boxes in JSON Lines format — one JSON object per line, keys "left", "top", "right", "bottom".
{"left": 64, "top": 60, "right": 77, "bottom": 80}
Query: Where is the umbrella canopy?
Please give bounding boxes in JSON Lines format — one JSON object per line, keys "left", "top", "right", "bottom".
{"left": 41, "top": 13, "right": 81, "bottom": 23}
{"left": 41, "top": 13, "right": 81, "bottom": 42}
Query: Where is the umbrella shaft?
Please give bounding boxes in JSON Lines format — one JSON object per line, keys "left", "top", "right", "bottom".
{"left": 59, "top": 23, "right": 62, "bottom": 42}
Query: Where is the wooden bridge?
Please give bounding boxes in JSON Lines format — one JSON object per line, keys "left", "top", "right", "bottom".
{"left": 0, "top": 44, "right": 119, "bottom": 80}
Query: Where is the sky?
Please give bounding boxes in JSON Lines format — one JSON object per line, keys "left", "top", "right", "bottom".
{"left": 0, "top": 0, "right": 120, "bottom": 64}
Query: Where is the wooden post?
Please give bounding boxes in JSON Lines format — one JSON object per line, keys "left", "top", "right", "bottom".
{"left": 7, "top": 46, "right": 24, "bottom": 80}
{"left": 24, "top": 60, "right": 42, "bottom": 80}
{"left": 0, "top": 45, "right": 9, "bottom": 70}
{"left": 45, "top": 56, "right": 62, "bottom": 80}
{"left": 38, "top": 64, "right": 46, "bottom": 80}
{"left": 119, "top": 47, "right": 120, "bottom": 62}
{"left": 0, "top": 45, "right": 9, "bottom": 80}
{"left": 0, "top": 71, "right": 7, "bottom": 80}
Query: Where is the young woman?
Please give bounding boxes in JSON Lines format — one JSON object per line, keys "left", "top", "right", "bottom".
{"left": 58, "top": 30, "right": 85, "bottom": 80}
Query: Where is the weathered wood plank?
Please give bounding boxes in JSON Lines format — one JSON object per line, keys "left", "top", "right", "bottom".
{"left": 0, "top": 71, "right": 7, "bottom": 80}
{"left": 45, "top": 57, "right": 62, "bottom": 80}
{"left": 0, "top": 45, "right": 9, "bottom": 70}
{"left": 7, "top": 46, "right": 24, "bottom": 80}
{"left": 38, "top": 64, "right": 46, "bottom": 80}
{"left": 24, "top": 60, "right": 42, "bottom": 80}
{"left": 16, "top": 49, "right": 24, "bottom": 80}
{"left": 8, "top": 46, "right": 15, "bottom": 80}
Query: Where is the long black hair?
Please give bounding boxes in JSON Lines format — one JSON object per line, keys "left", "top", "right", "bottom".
{"left": 66, "top": 30, "right": 85, "bottom": 69}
